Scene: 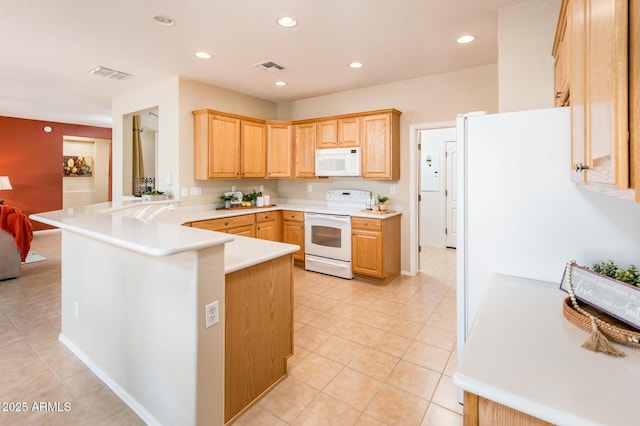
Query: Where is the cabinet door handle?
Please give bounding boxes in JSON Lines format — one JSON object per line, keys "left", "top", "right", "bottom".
{"left": 575, "top": 163, "right": 590, "bottom": 172}
{"left": 555, "top": 91, "right": 563, "bottom": 99}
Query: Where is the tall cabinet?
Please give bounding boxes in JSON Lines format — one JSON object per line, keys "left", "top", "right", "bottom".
{"left": 361, "top": 111, "right": 401, "bottom": 180}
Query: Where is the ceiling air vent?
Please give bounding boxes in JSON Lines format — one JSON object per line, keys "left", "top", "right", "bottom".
{"left": 87, "top": 66, "right": 133, "bottom": 80}
{"left": 254, "top": 61, "right": 285, "bottom": 72}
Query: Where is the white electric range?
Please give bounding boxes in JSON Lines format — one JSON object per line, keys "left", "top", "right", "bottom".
{"left": 304, "top": 189, "right": 372, "bottom": 279}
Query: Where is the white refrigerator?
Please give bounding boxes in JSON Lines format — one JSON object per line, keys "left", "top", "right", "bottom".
{"left": 456, "top": 107, "right": 640, "bottom": 359}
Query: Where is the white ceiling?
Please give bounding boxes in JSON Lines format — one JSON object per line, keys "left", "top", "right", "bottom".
{"left": 0, "top": 0, "right": 532, "bottom": 127}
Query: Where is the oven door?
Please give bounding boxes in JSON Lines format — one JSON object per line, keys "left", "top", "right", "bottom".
{"left": 304, "top": 213, "right": 351, "bottom": 261}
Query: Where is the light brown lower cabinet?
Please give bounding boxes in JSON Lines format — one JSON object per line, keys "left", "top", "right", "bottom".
{"left": 351, "top": 215, "right": 401, "bottom": 284}
{"left": 225, "top": 254, "right": 294, "bottom": 424}
{"left": 463, "top": 392, "right": 554, "bottom": 426}
{"left": 255, "top": 211, "right": 280, "bottom": 241}
{"left": 281, "top": 210, "right": 305, "bottom": 263}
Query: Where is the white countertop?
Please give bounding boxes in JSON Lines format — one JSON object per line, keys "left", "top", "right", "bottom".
{"left": 30, "top": 200, "right": 399, "bottom": 272}
{"left": 30, "top": 202, "right": 299, "bottom": 273}
{"left": 454, "top": 274, "right": 640, "bottom": 426}
{"left": 156, "top": 201, "right": 402, "bottom": 226}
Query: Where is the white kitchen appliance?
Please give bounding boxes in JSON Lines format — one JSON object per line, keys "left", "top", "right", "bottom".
{"left": 456, "top": 107, "right": 640, "bottom": 389}
{"left": 315, "top": 147, "right": 361, "bottom": 177}
{"left": 304, "top": 189, "right": 371, "bottom": 279}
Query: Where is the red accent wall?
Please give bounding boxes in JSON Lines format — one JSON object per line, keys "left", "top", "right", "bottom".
{"left": 0, "top": 116, "right": 112, "bottom": 230}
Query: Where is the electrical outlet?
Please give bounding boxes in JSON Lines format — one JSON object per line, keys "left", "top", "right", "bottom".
{"left": 390, "top": 186, "right": 396, "bottom": 195}
{"left": 259, "top": 184, "right": 264, "bottom": 194}
{"left": 205, "top": 301, "right": 219, "bottom": 328}
{"left": 307, "top": 184, "right": 313, "bottom": 192}
{"left": 190, "top": 187, "right": 202, "bottom": 196}
{"left": 181, "top": 187, "right": 188, "bottom": 197}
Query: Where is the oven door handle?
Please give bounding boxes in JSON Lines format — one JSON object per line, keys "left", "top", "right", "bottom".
{"left": 305, "top": 213, "right": 351, "bottom": 223}
{"left": 307, "top": 257, "right": 350, "bottom": 268}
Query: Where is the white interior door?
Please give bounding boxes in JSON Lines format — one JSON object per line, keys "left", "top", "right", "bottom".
{"left": 419, "top": 127, "right": 456, "bottom": 249}
{"left": 445, "top": 140, "right": 457, "bottom": 248}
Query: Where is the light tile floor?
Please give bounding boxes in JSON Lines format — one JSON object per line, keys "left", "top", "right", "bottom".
{"left": 0, "top": 232, "right": 461, "bottom": 425}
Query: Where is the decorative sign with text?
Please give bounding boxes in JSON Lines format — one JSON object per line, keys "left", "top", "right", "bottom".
{"left": 560, "top": 263, "right": 640, "bottom": 331}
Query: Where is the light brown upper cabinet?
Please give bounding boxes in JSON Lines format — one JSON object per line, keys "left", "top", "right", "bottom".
{"left": 241, "top": 119, "right": 266, "bottom": 178}
{"left": 316, "top": 117, "right": 360, "bottom": 148}
{"left": 194, "top": 108, "right": 402, "bottom": 180}
{"left": 360, "top": 110, "right": 401, "bottom": 180}
{"left": 316, "top": 120, "right": 338, "bottom": 149}
{"left": 193, "top": 109, "right": 266, "bottom": 179}
{"left": 552, "top": 0, "right": 570, "bottom": 107}
{"left": 338, "top": 117, "right": 360, "bottom": 147}
{"left": 194, "top": 112, "right": 241, "bottom": 179}
{"left": 563, "top": 0, "right": 639, "bottom": 201}
{"left": 266, "top": 121, "right": 293, "bottom": 178}
{"left": 293, "top": 122, "right": 317, "bottom": 178}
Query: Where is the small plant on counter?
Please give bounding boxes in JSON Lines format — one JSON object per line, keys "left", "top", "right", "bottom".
{"left": 592, "top": 260, "right": 640, "bottom": 287}
{"left": 142, "top": 189, "right": 167, "bottom": 201}
{"left": 376, "top": 194, "right": 389, "bottom": 204}
{"left": 219, "top": 193, "right": 237, "bottom": 209}
{"left": 145, "top": 189, "right": 164, "bottom": 195}
{"left": 376, "top": 194, "right": 390, "bottom": 211}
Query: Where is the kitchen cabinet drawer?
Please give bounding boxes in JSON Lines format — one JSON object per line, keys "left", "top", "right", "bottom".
{"left": 191, "top": 214, "right": 255, "bottom": 231}
{"left": 255, "top": 211, "right": 278, "bottom": 223}
{"left": 352, "top": 217, "right": 382, "bottom": 231}
{"left": 282, "top": 210, "right": 304, "bottom": 222}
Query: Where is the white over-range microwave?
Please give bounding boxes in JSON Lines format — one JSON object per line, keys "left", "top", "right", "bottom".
{"left": 315, "top": 147, "right": 361, "bottom": 177}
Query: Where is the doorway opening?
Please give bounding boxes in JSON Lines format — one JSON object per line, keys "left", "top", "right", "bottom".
{"left": 122, "top": 107, "right": 159, "bottom": 197}
{"left": 409, "top": 121, "right": 456, "bottom": 274}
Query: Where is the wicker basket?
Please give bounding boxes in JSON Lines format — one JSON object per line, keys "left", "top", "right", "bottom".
{"left": 562, "top": 297, "right": 640, "bottom": 350}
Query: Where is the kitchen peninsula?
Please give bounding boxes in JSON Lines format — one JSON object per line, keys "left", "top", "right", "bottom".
{"left": 30, "top": 201, "right": 299, "bottom": 426}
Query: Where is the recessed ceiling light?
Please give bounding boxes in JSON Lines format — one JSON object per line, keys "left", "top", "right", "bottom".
{"left": 348, "top": 62, "right": 364, "bottom": 69}
{"left": 274, "top": 81, "right": 287, "bottom": 86}
{"left": 277, "top": 16, "right": 298, "bottom": 28}
{"left": 457, "top": 35, "right": 475, "bottom": 44}
{"left": 43, "top": 126, "right": 52, "bottom": 133}
{"left": 195, "top": 52, "right": 212, "bottom": 59}
{"left": 152, "top": 15, "right": 175, "bottom": 26}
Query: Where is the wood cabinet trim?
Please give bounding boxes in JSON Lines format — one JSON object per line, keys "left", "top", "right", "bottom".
{"left": 193, "top": 108, "right": 267, "bottom": 124}
{"left": 291, "top": 108, "right": 402, "bottom": 125}
{"left": 552, "top": 0, "right": 570, "bottom": 56}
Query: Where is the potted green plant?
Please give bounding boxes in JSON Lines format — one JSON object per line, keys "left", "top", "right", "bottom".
{"left": 376, "top": 194, "right": 389, "bottom": 211}
{"left": 142, "top": 189, "right": 166, "bottom": 201}
{"left": 242, "top": 194, "right": 253, "bottom": 207}
{"left": 219, "top": 193, "right": 237, "bottom": 209}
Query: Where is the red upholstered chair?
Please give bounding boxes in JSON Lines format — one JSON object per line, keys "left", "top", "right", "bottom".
{"left": 0, "top": 205, "right": 33, "bottom": 280}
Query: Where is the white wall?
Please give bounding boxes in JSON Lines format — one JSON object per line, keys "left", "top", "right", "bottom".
{"left": 60, "top": 232, "right": 226, "bottom": 425}
{"left": 113, "top": 78, "right": 180, "bottom": 202}
{"left": 277, "top": 65, "right": 498, "bottom": 273}
{"left": 498, "top": 0, "right": 562, "bottom": 112}
{"left": 176, "top": 77, "right": 279, "bottom": 206}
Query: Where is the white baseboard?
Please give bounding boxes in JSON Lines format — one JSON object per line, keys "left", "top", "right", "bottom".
{"left": 58, "top": 333, "right": 161, "bottom": 426}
